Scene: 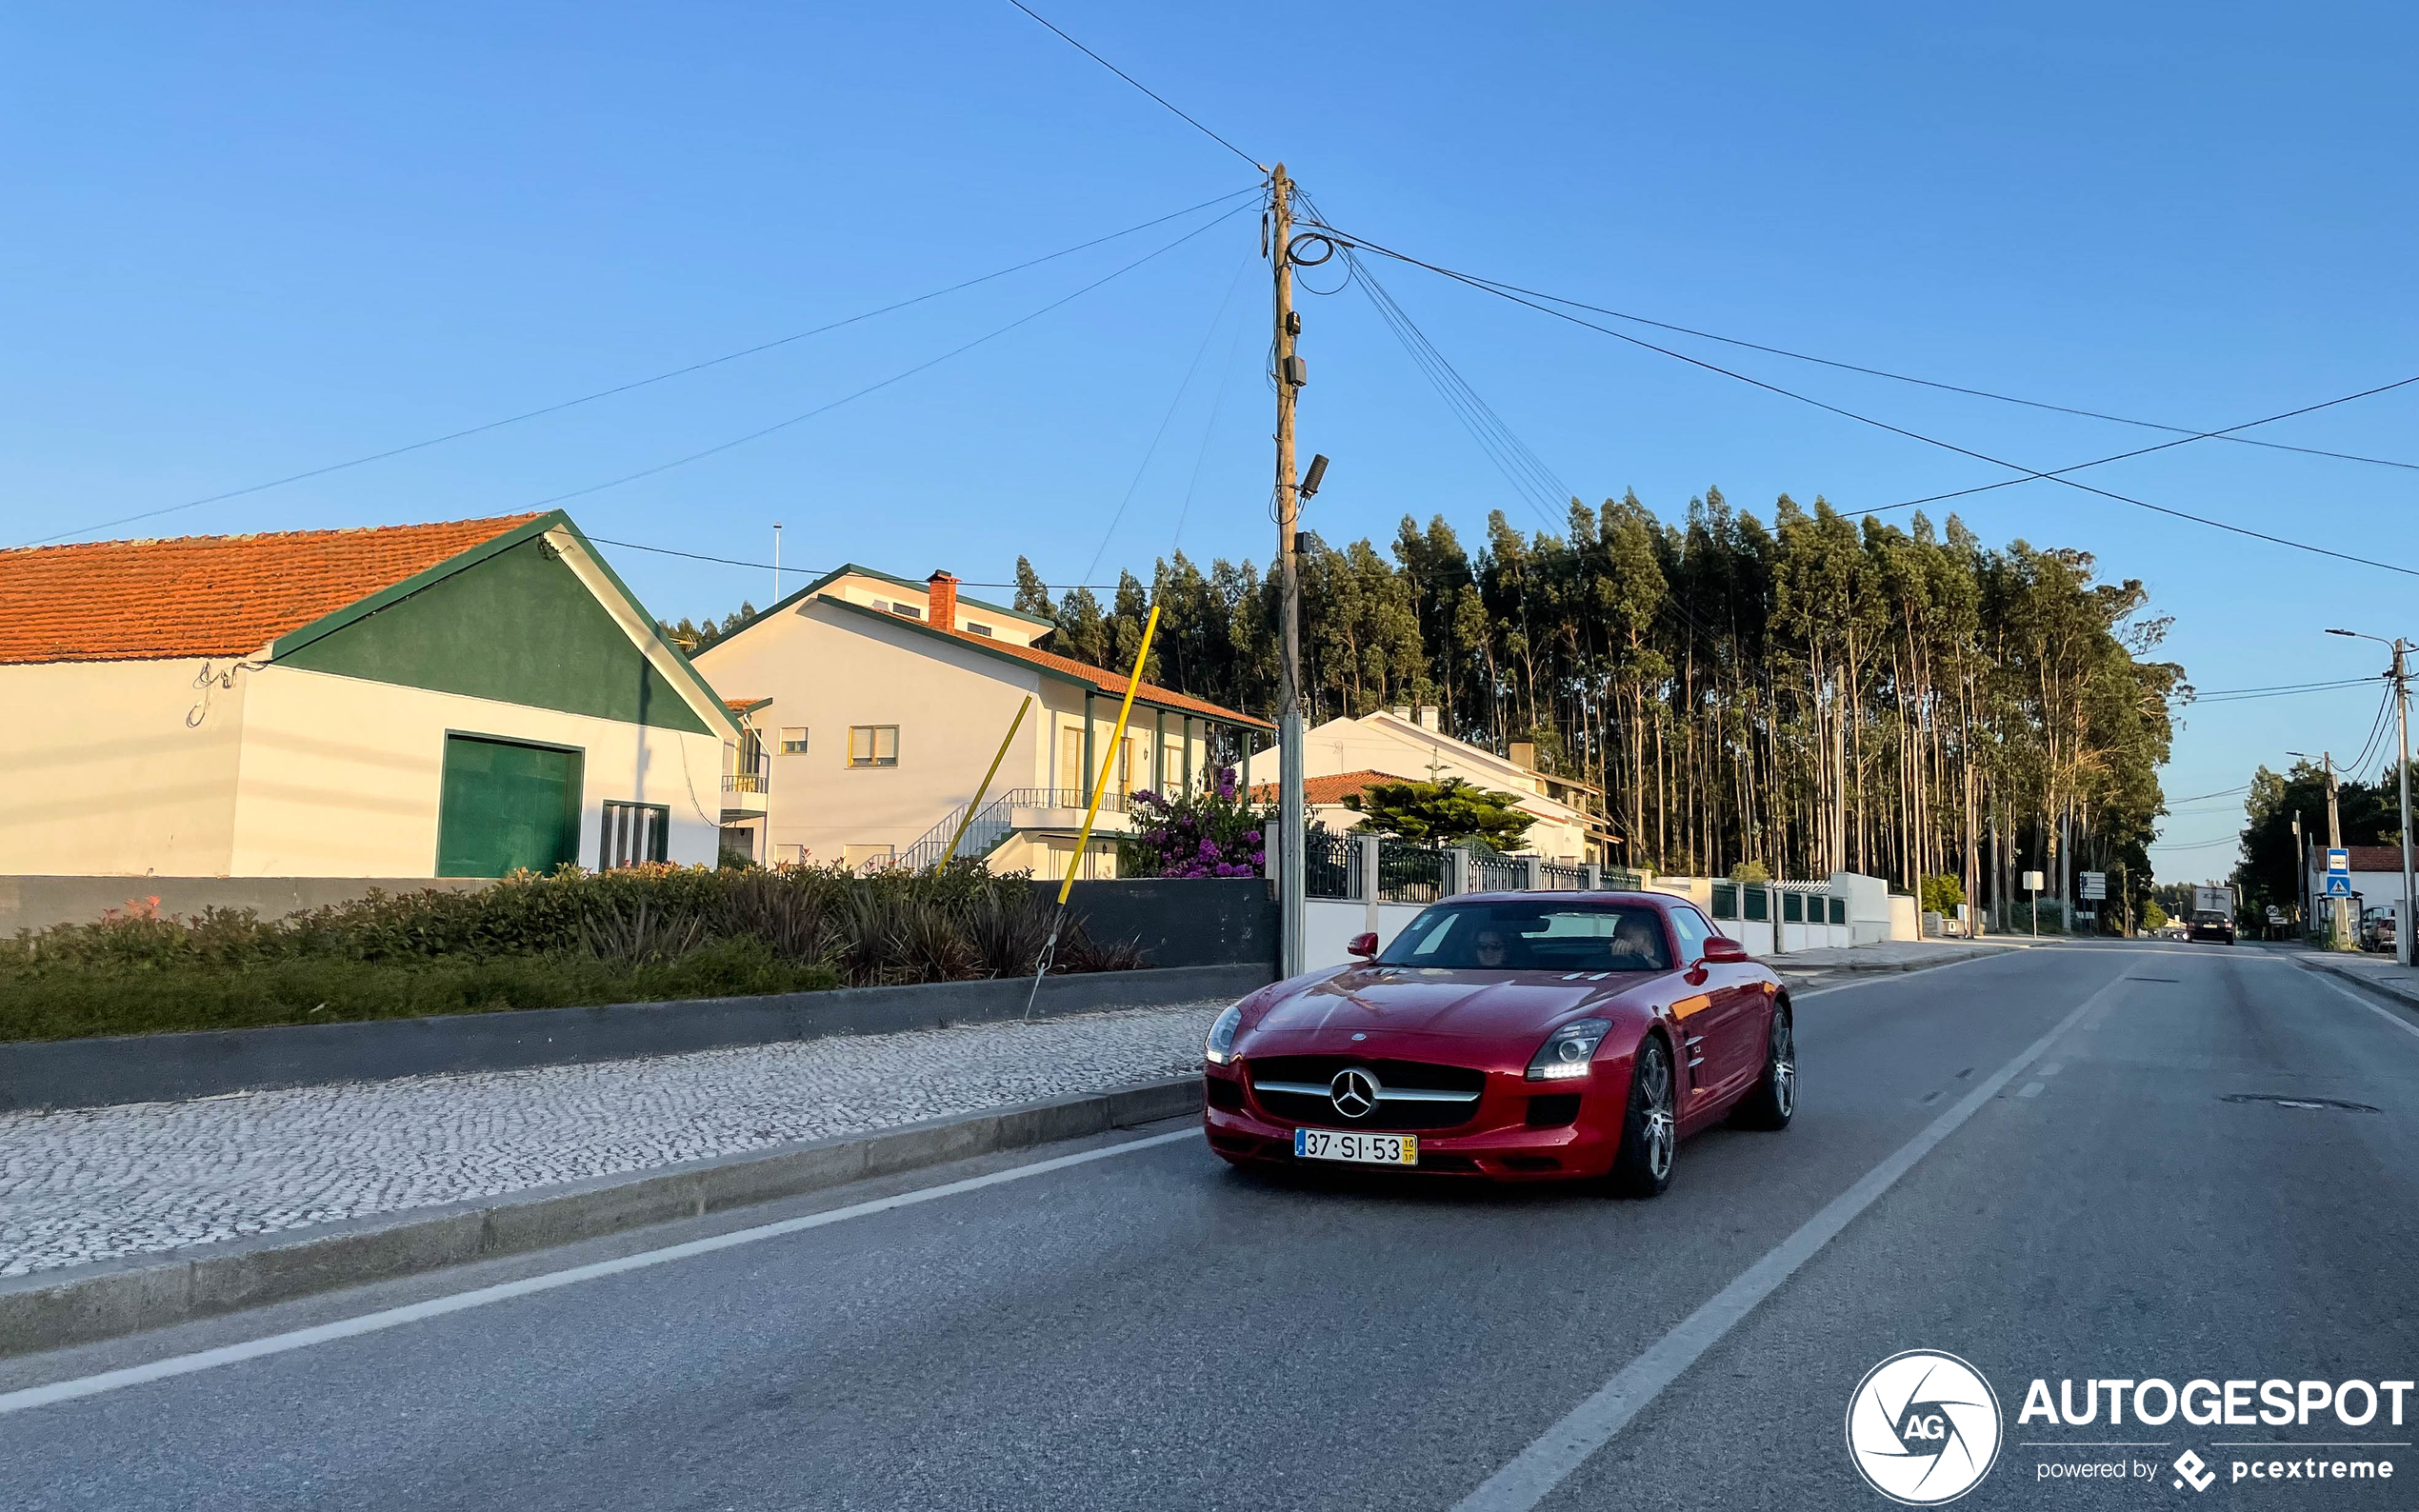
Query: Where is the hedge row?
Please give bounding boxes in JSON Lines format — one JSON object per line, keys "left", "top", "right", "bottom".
{"left": 0, "top": 863, "right": 1140, "bottom": 1043}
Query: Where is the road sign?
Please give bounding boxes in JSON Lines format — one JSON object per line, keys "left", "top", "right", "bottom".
{"left": 2326, "top": 873, "right": 2353, "bottom": 898}
{"left": 2079, "top": 871, "right": 2107, "bottom": 900}
{"left": 2267, "top": 905, "right": 2285, "bottom": 922}
{"left": 2329, "top": 847, "right": 2350, "bottom": 875}
{"left": 2022, "top": 869, "right": 2045, "bottom": 891}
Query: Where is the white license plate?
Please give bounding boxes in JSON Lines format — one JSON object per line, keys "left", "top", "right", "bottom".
{"left": 1293, "top": 1128, "right": 1418, "bottom": 1165}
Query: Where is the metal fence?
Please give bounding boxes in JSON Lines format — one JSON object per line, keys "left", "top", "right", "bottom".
{"left": 1464, "top": 840, "right": 1529, "bottom": 894}
{"left": 1539, "top": 861, "right": 1589, "bottom": 890}
{"left": 1306, "top": 828, "right": 1354, "bottom": 899}
{"left": 1375, "top": 836, "right": 1447, "bottom": 903}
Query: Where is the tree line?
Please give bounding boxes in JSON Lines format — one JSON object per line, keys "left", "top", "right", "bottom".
{"left": 1014, "top": 489, "right": 2183, "bottom": 914}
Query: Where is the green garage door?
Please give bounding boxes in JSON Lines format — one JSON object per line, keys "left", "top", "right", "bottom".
{"left": 436, "top": 735, "right": 585, "bottom": 877}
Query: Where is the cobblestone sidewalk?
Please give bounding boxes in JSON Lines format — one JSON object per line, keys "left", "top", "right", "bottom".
{"left": 0, "top": 1002, "right": 1224, "bottom": 1278}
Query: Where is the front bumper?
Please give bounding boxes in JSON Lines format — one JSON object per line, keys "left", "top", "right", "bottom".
{"left": 1200, "top": 1061, "right": 1626, "bottom": 1182}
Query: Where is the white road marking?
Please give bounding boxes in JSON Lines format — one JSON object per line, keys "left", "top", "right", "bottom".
{"left": 2039, "top": 1062, "right": 2063, "bottom": 1077}
{"left": 2018, "top": 1082, "right": 2045, "bottom": 1099}
{"left": 0, "top": 1127, "right": 1196, "bottom": 1419}
{"left": 1449, "top": 966, "right": 2136, "bottom": 1512}
{"left": 2305, "top": 969, "right": 2419, "bottom": 1044}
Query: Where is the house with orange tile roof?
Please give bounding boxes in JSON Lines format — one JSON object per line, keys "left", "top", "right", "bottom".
{"left": 0, "top": 511, "right": 746, "bottom": 879}
{"left": 1242, "top": 707, "right": 1609, "bottom": 863}
{"left": 692, "top": 566, "right": 1271, "bottom": 877}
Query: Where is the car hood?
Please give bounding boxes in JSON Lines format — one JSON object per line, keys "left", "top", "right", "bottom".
{"left": 1248, "top": 964, "right": 1652, "bottom": 1040}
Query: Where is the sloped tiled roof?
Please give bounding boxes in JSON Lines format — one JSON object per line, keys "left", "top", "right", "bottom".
{"left": 2328, "top": 845, "right": 2407, "bottom": 874}
{"left": 0, "top": 515, "right": 542, "bottom": 666}
{"left": 823, "top": 595, "right": 1271, "bottom": 728}
{"left": 1249, "top": 769, "right": 1415, "bottom": 806}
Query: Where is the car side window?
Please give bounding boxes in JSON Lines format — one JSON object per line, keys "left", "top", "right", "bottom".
{"left": 1669, "top": 905, "right": 1715, "bottom": 964}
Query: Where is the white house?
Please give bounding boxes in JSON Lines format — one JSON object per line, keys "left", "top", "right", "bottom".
{"left": 0, "top": 512, "right": 741, "bottom": 878}
{"left": 692, "top": 567, "right": 1269, "bottom": 876}
{"left": 2303, "top": 843, "right": 2409, "bottom": 929}
{"left": 1243, "top": 706, "right": 1609, "bottom": 863}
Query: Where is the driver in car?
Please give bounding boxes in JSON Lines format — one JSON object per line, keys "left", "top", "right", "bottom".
{"left": 1609, "top": 914, "right": 1663, "bottom": 967}
{"left": 1471, "top": 927, "right": 1511, "bottom": 968}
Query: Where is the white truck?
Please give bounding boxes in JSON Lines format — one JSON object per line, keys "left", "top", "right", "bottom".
{"left": 2187, "top": 884, "right": 2236, "bottom": 945}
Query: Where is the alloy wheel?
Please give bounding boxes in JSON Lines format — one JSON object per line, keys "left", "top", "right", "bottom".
{"left": 1769, "top": 1013, "right": 1795, "bottom": 1119}
{"left": 1641, "top": 1044, "right": 1675, "bottom": 1181}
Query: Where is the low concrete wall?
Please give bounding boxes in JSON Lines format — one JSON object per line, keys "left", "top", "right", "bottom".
{"left": 0, "top": 875, "right": 489, "bottom": 935}
{"left": 0, "top": 962, "right": 1269, "bottom": 1113}
{"left": 1049, "top": 877, "right": 1277, "bottom": 969}
{"left": 1303, "top": 896, "right": 1429, "bottom": 970}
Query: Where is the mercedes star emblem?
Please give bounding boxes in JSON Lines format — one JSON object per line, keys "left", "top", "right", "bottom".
{"left": 1329, "top": 1066, "right": 1381, "bottom": 1119}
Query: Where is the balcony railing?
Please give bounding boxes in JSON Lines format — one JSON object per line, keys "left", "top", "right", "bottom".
{"left": 897, "top": 786, "right": 1135, "bottom": 871}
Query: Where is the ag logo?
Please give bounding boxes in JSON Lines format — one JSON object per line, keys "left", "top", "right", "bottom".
{"left": 1846, "top": 1350, "right": 2004, "bottom": 1504}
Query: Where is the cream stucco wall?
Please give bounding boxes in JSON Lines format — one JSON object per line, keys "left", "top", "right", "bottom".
{"left": 226, "top": 665, "right": 724, "bottom": 875}
{"left": 694, "top": 599, "right": 1219, "bottom": 869}
{"left": 1245, "top": 712, "right": 1591, "bottom": 863}
{"left": 0, "top": 658, "right": 248, "bottom": 875}
{"left": 0, "top": 657, "right": 723, "bottom": 879}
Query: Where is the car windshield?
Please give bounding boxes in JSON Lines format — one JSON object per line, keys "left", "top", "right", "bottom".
{"left": 1375, "top": 901, "right": 1673, "bottom": 972}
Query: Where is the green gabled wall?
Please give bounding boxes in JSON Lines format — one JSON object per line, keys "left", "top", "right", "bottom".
{"left": 276, "top": 537, "right": 713, "bottom": 734}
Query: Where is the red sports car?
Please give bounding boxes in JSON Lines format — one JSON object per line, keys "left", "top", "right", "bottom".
{"left": 1201, "top": 891, "right": 1793, "bottom": 1195}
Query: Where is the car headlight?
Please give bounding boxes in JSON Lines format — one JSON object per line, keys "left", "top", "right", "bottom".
{"left": 1204, "top": 1004, "right": 1245, "bottom": 1065}
{"left": 1527, "top": 1018, "right": 1610, "bottom": 1081}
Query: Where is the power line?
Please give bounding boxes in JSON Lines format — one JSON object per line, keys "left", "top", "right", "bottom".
{"left": 524, "top": 202, "right": 1251, "bottom": 508}
{"left": 2166, "top": 783, "right": 2250, "bottom": 805}
{"left": 1329, "top": 255, "right": 2419, "bottom": 474}
{"left": 2187, "top": 675, "right": 2386, "bottom": 703}
{"left": 1002, "top": 1, "right": 1263, "bottom": 170}
{"left": 1308, "top": 218, "right": 2419, "bottom": 579}
{"left": 1083, "top": 244, "right": 1257, "bottom": 582}
{"left": 16, "top": 187, "right": 1262, "bottom": 549}
{"left": 585, "top": 534, "right": 1119, "bottom": 591}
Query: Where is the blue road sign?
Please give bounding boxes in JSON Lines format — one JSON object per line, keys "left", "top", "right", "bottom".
{"left": 2326, "top": 873, "right": 2353, "bottom": 898}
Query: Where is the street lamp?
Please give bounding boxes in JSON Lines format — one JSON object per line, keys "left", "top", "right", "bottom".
{"left": 2325, "top": 629, "right": 2414, "bottom": 965}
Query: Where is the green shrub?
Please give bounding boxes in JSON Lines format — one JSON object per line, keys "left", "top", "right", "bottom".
{"left": 0, "top": 861, "right": 1138, "bottom": 1043}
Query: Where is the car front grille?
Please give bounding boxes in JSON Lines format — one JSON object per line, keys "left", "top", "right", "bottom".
{"left": 1246, "top": 1056, "right": 1487, "bottom": 1131}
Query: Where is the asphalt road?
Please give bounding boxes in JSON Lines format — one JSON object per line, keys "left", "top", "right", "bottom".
{"left": 10, "top": 942, "right": 2419, "bottom": 1510}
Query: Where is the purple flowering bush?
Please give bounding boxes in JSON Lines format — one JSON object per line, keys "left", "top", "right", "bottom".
{"left": 1116, "top": 766, "right": 1271, "bottom": 879}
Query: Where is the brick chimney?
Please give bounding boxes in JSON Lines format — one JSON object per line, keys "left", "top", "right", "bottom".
{"left": 926, "top": 570, "right": 959, "bottom": 631}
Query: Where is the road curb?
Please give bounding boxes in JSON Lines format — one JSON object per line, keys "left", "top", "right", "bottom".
{"left": 2286, "top": 950, "right": 2419, "bottom": 1017}
{"left": 0, "top": 1076, "right": 1203, "bottom": 1361}
{"left": 1776, "top": 944, "right": 2026, "bottom": 977}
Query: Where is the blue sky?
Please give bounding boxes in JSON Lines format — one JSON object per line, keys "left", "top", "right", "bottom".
{"left": 4, "top": 2, "right": 2411, "bottom": 880}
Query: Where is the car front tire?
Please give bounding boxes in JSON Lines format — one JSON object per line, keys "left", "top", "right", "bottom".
{"left": 1731, "top": 1002, "right": 1795, "bottom": 1131}
{"left": 1605, "top": 1036, "right": 1677, "bottom": 1199}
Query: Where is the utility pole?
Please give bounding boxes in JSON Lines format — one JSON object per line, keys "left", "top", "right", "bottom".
{"left": 2292, "top": 812, "right": 2305, "bottom": 938}
{"left": 2326, "top": 750, "right": 2344, "bottom": 948}
{"left": 1270, "top": 164, "right": 1307, "bottom": 978}
{"left": 2396, "top": 641, "right": 2414, "bottom": 965}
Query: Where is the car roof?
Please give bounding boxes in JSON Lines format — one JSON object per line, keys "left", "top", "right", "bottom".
{"left": 1431, "top": 890, "right": 1677, "bottom": 906}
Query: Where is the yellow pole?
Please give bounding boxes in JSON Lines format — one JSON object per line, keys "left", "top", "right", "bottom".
{"left": 1059, "top": 606, "right": 1161, "bottom": 905}
{"left": 939, "top": 697, "right": 1031, "bottom": 867}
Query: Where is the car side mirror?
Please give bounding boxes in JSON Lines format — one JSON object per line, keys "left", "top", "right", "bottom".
{"left": 1347, "top": 931, "right": 1379, "bottom": 960}
{"left": 1701, "top": 936, "right": 1749, "bottom": 965}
